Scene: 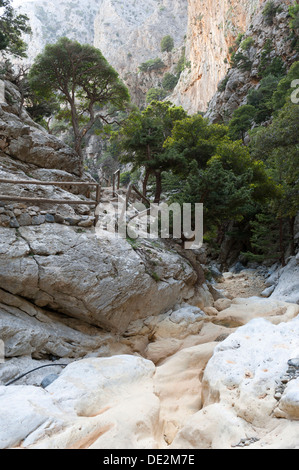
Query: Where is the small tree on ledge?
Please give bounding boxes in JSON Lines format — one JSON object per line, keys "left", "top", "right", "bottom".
{"left": 161, "top": 35, "right": 174, "bottom": 53}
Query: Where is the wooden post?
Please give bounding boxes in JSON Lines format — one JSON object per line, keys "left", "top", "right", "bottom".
{"left": 131, "top": 185, "right": 151, "bottom": 206}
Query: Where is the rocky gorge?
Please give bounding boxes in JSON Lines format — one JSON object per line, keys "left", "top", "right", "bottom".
{"left": 0, "top": 73, "right": 299, "bottom": 449}
{"left": 0, "top": 0, "right": 298, "bottom": 452}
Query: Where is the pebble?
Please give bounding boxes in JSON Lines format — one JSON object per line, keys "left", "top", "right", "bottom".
{"left": 45, "top": 213, "right": 55, "bottom": 223}
{"left": 274, "top": 358, "right": 299, "bottom": 401}
{"left": 9, "top": 217, "right": 19, "bottom": 228}
{"left": 40, "top": 374, "right": 59, "bottom": 389}
{"left": 17, "top": 213, "right": 32, "bottom": 226}
{"left": 32, "top": 215, "right": 46, "bottom": 225}
{"left": 288, "top": 358, "right": 299, "bottom": 368}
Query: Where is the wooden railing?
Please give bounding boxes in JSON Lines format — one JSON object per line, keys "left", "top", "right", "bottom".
{"left": 0, "top": 178, "right": 101, "bottom": 226}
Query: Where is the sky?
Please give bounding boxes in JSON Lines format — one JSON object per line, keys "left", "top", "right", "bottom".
{"left": 12, "top": 0, "right": 37, "bottom": 6}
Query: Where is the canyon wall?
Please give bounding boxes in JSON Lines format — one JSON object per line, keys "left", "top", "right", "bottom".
{"left": 171, "top": 0, "right": 262, "bottom": 113}
{"left": 93, "top": 0, "right": 188, "bottom": 76}
{"left": 14, "top": 0, "right": 101, "bottom": 65}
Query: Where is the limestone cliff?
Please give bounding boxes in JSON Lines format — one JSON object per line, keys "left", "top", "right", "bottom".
{"left": 205, "top": 0, "right": 297, "bottom": 122}
{"left": 93, "top": 0, "right": 188, "bottom": 75}
{"left": 171, "top": 0, "right": 263, "bottom": 113}
{"left": 14, "top": 0, "right": 100, "bottom": 64}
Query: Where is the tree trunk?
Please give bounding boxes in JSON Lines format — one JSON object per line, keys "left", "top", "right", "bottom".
{"left": 154, "top": 171, "right": 162, "bottom": 204}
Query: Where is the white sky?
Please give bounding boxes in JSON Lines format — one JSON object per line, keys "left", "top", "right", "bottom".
{"left": 12, "top": 0, "right": 37, "bottom": 6}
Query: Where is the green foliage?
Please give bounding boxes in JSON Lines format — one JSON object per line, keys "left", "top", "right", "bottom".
{"left": 139, "top": 57, "right": 166, "bottom": 73}
{"left": 258, "top": 39, "right": 286, "bottom": 78}
{"left": 242, "top": 209, "right": 282, "bottom": 263}
{"left": 272, "top": 61, "right": 299, "bottom": 110}
{"left": 240, "top": 37, "right": 255, "bottom": 51}
{"left": 228, "top": 105, "right": 257, "bottom": 141}
{"left": 119, "top": 171, "right": 131, "bottom": 187}
{"left": 164, "top": 117, "right": 275, "bottom": 232}
{"left": 247, "top": 74, "right": 280, "bottom": 123}
{"left": 146, "top": 87, "right": 167, "bottom": 103}
{"left": 111, "top": 100, "right": 187, "bottom": 202}
{"left": 160, "top": 35, "right": 174, "bottom": 53}
{"left": 218, "top": 75, "right": 229, "bottom": 92}
{"left": 262, "top": 1, "right": 280, "bottom": 25}
{"left": 29, "top": 37, "right": 130, "bottom": 159}
{"left": 230, "top": 51, "right": 252, "bottom": 71}
{"left": 162, "top": 72, "right": 179, "bottom": 91}
{"left": 247, "top": 101, "right": 299, "bottom": 262}
{"left": 0, "top": 0, "right": 31, "bottom": 58}
{"left": 175, "top": 48, "right": 186, "bottom": 75}
{"left": 250, "top": 103, "right": 299, "bottom": 214}
{"left": 289, "top": 1, "right": 299, "bottom": 31}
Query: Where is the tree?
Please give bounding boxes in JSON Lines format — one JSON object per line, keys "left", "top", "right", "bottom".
{"left": 272, "top": 61, "right": 299, "bottom": 111}
{"left": 139, "top": 58, "right": 166, "bottom": 73}
{"left": 247, "top": 74, "right": 280, "bottom": 123}
{"left": 289, "top": 1, "right": 299, "bottom": 31}
{"left": 161, "top": 35, "right": 174, "bottom": 53}
{"left": 228, "top": 105, "right": 257, "bottom": 141}
{"left": 249, "top": 102, "right": 299, "bottom": 263}
{"left": 146, "top": 87, "right": 167, "bottom": 104}
{"left": 162, "top": 72, "right": 179, "bottom": 92}
{"left": 0, "top": 0, "right": 31, "bottom": 58}
{"left": 164, "top": 114, "right": 276, "bottom": 247}
{"left": 262, "top": 1, "right": 280, "bottom": 25}
{"left": 112, "top": 101, "right": 187, "bottom": 203}
{"left": 29, "top": 37, "right": 130, "bottom": 161}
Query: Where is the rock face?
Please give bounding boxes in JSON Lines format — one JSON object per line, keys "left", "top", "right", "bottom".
{"left": 172, "top": 315, "right": 299, "bottom": 449}
{"left": 269, "top": 257, "right": 299, "bottom": 305}
{"left": 94, "top": 0, "right": 188, "bottom": 76}
{"left": 170, "top": 0, "right": 261, "bottom": 113}
{"left": 14, "top": 0, "right": 100, "bottom": 65}
{"left": 0, "top": 224, "right": 197, "bottom": 333}
{"left": 205, "top": 0, "right": 296, "bottom": 121}
{"left": 1, "top": 297, "right": 299, "bottom": 449}
{"left": 0, "top": 81, "right": 82, "bottom": 176}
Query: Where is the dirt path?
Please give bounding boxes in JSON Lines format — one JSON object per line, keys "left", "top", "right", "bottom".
{"left": 214, "top": 269, "right": 267, "bottom": 300}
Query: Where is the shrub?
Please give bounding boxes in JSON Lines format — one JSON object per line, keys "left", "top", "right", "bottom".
{"left": 241, "top": 37, "right": 255, "bottom": 51}
{"left": 162, "top": 72, "right": 179, "bottom": 91}
{"left": 146, "top": 87, "right": 167, "bottom": 103}
{"left": 139, "top": 57, "right": 166, "bottom": 73}
{"left": 161, "top": 35, "right": 174, "bottom": 53}
{"left": 289, "top": 1, "right": 299, "bottom": 31}
{"left": 218, "top": 75, "right": 229, "bottom": 92}
{"left": 262, "top": 1, "right": 279, "bottom": 25}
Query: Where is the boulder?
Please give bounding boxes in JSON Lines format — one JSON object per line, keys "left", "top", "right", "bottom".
{"left": 0, "top": 224, "right": 198, "bottom": 334}
{"left": 271, "top": 257, "right": 299, "bottom": 304}
{"left": 0, "top": 105, "right": 82, "bottom": 176}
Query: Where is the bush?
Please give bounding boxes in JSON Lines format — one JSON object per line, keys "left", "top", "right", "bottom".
{"left": 218, "top": 75, "right": 229, "bottom": 92}
{"left": 162, "top": 72, "right": 179, "bottom": 91}
{"left": 262, "top": 1, "right": 279, "bottom": 25}
{"left": 241, "top": 37, "right": 255, "bottom": 51}
{"left": 289, "top": 1, "right": 299, "bottom": 31}
{"left": 161, "top": 35, "right": 174, "bottom": 53}
{"left": 146, "top": 87, "right": 167, "bottom": 103}
{"left": 120, "top": 171, "right": 131, "bottom": 187}
{"left": 139, "top": 57, "right": 166, "bottom": 73}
